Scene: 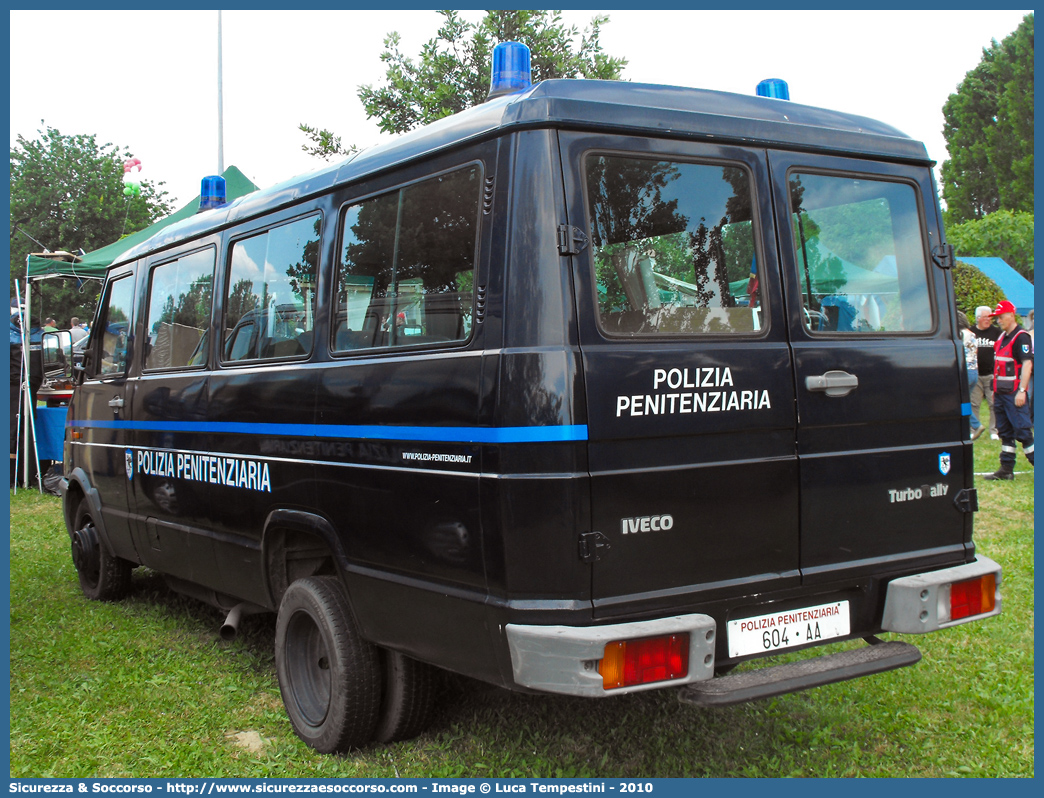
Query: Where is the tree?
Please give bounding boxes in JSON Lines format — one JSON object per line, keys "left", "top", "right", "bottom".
{"left": 940, "top": 13, "right": 1033, "bottom": 225}
{"left": 300, "top": 10, "right": 626, "bottom": 160}
{"left": 952, "top": 261, "right": 1007, "bottom": 320}
{"left": 947, "top": 210, "right": 1034, "bottom": 282}
{"left": 9, "top": 124, "right": 174, "bottom": 323}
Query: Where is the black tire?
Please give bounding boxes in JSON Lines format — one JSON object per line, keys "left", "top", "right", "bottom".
{"left": 275, "top": 576, "right": 381, "bottom": 753}
{"left": 70, "top": 497, "right": 132, "bottom": 601}
{"left": 374, "top": 649, "right": 438, "bottom": 743}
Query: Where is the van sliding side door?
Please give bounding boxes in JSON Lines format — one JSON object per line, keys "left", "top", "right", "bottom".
{"left": 559, "top": 133, "right": 801, "bottom": 619}
{"left": 126, "top": 243, "right": 218, "bottom": 590}
{"left": 767, "top": 151, "right": 969, "bottom": 584}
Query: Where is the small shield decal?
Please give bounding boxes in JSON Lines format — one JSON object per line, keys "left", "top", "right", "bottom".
{"left": 125, "top": 449, "right": 134, "bottom": 481}
{"left": 939, "top": 452, "right": 951, "bottom": 476}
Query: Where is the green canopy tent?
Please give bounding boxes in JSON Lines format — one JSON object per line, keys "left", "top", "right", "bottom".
{"left": 25, "top": 165, "right": 259, "bottom": 282}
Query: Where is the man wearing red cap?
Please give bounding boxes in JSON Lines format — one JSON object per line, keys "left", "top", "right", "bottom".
{"left": 984, "top": 300, "right": 1033, "bottom": 480}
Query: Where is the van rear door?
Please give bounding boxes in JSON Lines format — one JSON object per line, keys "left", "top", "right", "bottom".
{"left": 559, "top": 133, "right": 800, "bottom": 619}
{"left": 767, "top": 152, "right": 970, "bottom": 583}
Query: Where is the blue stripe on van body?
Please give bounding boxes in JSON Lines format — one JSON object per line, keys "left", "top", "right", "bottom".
{"left": 68, "top": 419, "right": 588, "bottom": 444}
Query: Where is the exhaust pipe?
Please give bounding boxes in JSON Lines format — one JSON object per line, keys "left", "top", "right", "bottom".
{"left": 163, "top": 576, "right": 266, "bottom": 640}
{"left": 221, "top": 603, "right": 247, "bottom": 640}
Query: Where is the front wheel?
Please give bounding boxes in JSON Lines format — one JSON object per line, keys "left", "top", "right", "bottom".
{"left": 275, "top": 576, "right": 381, "bottom": 752}
{"left": 70, "top": 497, "right": 132, "bottom": 601}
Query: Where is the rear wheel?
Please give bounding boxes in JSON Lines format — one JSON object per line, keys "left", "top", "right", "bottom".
{"left": 275, "top": 576, "right": 381, "bottom": 752}
{"left": 374, "top": 649, "right": 438, "bottom": 743}
{"left": 70, "top": 497, "right": 132, "bottom": 601}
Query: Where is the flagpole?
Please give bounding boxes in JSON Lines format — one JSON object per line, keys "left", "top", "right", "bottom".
{"left": 217, "top": 10, "right": 225, "bottom": 174}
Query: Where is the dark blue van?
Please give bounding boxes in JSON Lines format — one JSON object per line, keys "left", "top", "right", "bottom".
{"left": 63, "top": 46, "right": 1001, "bottom": 753}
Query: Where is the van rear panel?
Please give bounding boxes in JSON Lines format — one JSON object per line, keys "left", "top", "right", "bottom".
{"left": 550, "top": 119, "right": 977, "bottom": 664}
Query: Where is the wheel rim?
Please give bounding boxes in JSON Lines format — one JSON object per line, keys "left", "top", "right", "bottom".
{"left": 72, "top": 520, "right": 101, "bottom": 589}
{"left": 284, "top": 608, "right": 332, "bottom": 727}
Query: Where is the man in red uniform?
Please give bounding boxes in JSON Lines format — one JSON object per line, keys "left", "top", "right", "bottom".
{"left": 983, "top": 300, "right": 1033, "bottom": 481}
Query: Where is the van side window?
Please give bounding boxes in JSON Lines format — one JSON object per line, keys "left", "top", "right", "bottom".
{"left": 143, "top": 248, "right": 215, "bottom": 370}
{"left": 333, "top": 166, "right": 480, "bottom": 352}
{"left": 788, "top": 173, "right": 932, "bottom": 333}
{"left": 222, "top": 215, "right": 321, "bottom": 361}
{"left": 585, "top": 155, "right": 761, "bottom": 336}
{"left": 97, "top": 275, "right": 135, "bottom": 376}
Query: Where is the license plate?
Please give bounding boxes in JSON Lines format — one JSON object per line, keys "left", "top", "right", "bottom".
{"left": 727, "top": 600, "right": 850, "bottom": 658}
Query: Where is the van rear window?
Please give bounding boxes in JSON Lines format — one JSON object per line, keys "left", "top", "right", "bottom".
{"left": 334, "top": 166, "right": 480, "bottom": 352}
{"left": 585, "top": 155, "right": 761, "bottom": 336}
{"left": 788, "top": 173, "right": 932, "bottom": 333}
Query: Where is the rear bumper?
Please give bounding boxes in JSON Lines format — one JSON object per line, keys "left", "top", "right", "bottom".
{"left": 881, "top": 555, "right": 1002, "bottom": 633}
{"left": 506, "top": 613, "right": 715, "bottom": 697}
{"left": 505, "top": 555, "right": 1002, "bottom": 698}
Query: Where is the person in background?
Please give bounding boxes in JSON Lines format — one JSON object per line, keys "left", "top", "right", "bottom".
{"left": 10, "top": 303, "right": 43, "bottom": 485}
{"left": 42, "top": 317, "right": 58, "bottom": 332}
{"left": 971, "top": 305, "right": 1001, "bottom": 440}
{"left": 983, "top": 300, "right": 1033, "bottom": 481}
{"left": 11, "top": 301, "right": 24, "bottom": 458}
{"left": 68, "top": 316, "right": 88, "bottom": 343}
{"left": 958, "top": 311, "right": 983, "bottom": 440}
{"left": 1027, "top": 310, "right": 1034, "bottom": 424}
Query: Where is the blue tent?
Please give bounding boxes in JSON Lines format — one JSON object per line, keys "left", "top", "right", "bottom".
{"left": 958, "top": 257, "right": 1034, "bottom": 316}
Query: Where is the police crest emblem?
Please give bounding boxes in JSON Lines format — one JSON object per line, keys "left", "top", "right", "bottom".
{"left": 938, "top": 452, "right": 951, "bottom": 476}
{"left": 125, "top": 449, "right": 134, "bottom": 480}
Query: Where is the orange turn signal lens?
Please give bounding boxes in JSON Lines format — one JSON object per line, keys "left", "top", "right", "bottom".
{"left": 599, "top": 633, "right": 689, "bottom": 690}
{"left": 950, "top": 573, "right": 997, "bottom": 621}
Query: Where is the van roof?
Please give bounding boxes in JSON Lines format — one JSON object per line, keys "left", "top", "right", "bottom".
{"left": 119, "top": 79, "right": 931, "bottom": 266}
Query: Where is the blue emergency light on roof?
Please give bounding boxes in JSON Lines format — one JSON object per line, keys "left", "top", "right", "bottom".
{"left": 487, "top": 41, "right": 532, "bottom": 101}
{"left": 756, "top": 78, "right": 790, "bottom": 100}
{"left": 198, "top": 175, "right": 227, "bottom": 212}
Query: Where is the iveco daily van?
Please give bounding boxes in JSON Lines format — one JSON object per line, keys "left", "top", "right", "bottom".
{"left": 63, "top": 43, "right": 1001, "bottom": 753}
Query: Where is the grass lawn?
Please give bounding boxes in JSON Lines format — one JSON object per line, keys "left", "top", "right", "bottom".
{"left": 8, "top": 416, "right": 1034, "bottom": 778}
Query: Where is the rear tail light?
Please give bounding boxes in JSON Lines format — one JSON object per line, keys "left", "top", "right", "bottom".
{"left": 599, "top": 634, "right": 689, "bottom": 690}
{"left": 943, "top": 573, "right": 997, "bottom": 623}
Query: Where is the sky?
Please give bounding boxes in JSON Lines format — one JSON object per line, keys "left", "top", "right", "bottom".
{"left": 9, "top": 9, "right": 1032, "bottom": 215}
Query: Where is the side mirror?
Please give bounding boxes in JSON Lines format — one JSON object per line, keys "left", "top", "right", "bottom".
{"left": 41, "top": 330, "right": 74, "bottom": 381}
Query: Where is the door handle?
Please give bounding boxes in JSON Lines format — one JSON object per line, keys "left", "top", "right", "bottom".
{"left": 108, "top": 396, "right": 125, "bottom": 409}
{"left": 805, "top": 370, "right": 858, "bottom": 397}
